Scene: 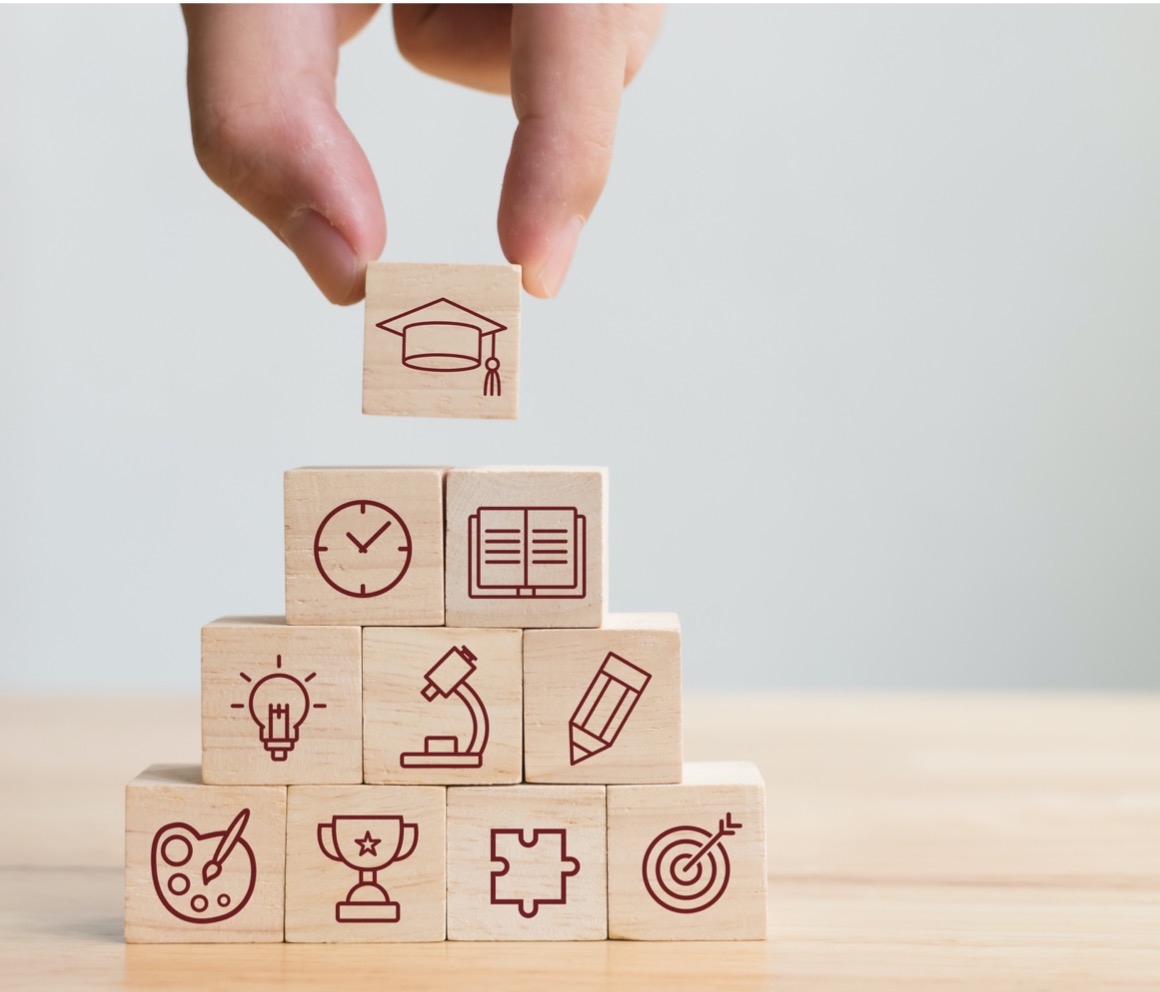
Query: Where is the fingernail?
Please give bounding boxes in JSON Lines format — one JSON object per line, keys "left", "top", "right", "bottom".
{"left": 531, "top": 215, "right": 584, "bottom": 299}
{"left": 280, "top": 209, "right": 362, "bottom": 306}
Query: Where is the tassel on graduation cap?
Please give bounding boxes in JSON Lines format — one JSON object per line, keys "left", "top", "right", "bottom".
{"left": 376, "top": 298, "right": 505, "bottom": 397}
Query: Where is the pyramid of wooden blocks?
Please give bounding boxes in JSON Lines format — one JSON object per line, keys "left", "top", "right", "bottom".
{"left": 125, "top": 464, "right": 767, "bottom": 943}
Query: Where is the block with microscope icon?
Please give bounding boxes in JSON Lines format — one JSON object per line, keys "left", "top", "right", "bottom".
{"left": 285, "top": 467, "right": 446, "bottom": 626}
{"left": 446, "top": 784, "right": 607, "bottom": 941}
{"left": 201, "top": 617, "right": 361, "bottom": 785}
{"left": 607, "top": 762, "right": 767, "bottom": 941}
{"left": 363, "top": 261, "right": 521, "bottom": 420}
{"left": 444, "top": 467, "right": 607, "bottom": 629}
{"left": 523, "top": 613, "right": 682, "bottom": 785}
{"left": 363, "top": 627, "right": 523, "bottom": 785}
{"left": 285, "top": 785, "right": 446, "bottom": 942}
{"left": 125, "top": 764, "right": 286, "bottom": 943}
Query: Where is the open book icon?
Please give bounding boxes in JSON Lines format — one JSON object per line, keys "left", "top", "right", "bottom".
{"left": 468, "top": 506, "right": 587, "bottom": 599}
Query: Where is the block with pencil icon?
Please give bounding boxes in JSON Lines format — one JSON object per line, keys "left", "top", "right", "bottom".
{"left": 522, "top": 614, "right": 683, "bottom": 785}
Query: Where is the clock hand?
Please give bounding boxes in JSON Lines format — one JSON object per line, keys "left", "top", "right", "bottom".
{"left": 360, "top": 519, "right": 393, "bottom": 551}
{"left": 345, "top": 531, "right": 367, "bottom": 552}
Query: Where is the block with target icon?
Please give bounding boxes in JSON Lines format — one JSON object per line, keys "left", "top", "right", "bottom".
{"left": 285, "top": 467, "right": 446, "bottom": 627}
{"left": 125, "top": 765, "right": 287, "bottom": 943}
{"left": 606, "top": 761, "right": 767, "bottom": 940}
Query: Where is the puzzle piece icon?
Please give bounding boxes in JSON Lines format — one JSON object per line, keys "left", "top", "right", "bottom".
{"left": 489, "top": 827, "right": 580, "bottom": 918}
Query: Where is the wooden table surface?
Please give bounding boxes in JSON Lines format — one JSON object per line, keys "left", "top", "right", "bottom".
{"left": 1, "top": 693, "right": 1157, "bottom": 990}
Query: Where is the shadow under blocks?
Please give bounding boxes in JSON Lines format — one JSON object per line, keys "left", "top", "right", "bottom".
{"left": 124, "top": 464, "right": 767, "bottom": 942}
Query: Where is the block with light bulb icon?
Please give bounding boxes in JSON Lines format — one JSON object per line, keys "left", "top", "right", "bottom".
{"left": 201, "top": 617, "right": 362, "bottom": 785}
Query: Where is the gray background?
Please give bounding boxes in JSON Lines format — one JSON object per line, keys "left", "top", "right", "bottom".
{"left": 2, "top": 5, "right": 1158, "bottom": 691}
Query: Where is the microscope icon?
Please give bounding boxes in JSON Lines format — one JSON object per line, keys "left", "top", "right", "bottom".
{"left": 399, "top": 645, "right": 490, "bottom": 769}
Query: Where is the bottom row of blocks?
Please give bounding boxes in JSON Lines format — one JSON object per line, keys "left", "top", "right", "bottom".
{"left": 125, "top": 761, "right": 766, "bottom": 942}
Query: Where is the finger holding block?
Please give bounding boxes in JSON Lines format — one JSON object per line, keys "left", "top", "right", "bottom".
{"left": 125, "top": 765, "right": 286, "bottom": 943}
{"left": 285, "top": 785, "right": 446, "bottom": 943}
{"left": 607, "top": 762, "right": 767, "bottom": 941}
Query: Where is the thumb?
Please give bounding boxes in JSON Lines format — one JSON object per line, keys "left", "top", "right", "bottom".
{"left": 183, "top": 4, "right": 385, "bottom": 305}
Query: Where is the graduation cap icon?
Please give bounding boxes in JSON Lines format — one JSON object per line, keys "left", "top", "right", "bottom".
{"left": 375, "top": 298, "right": 506, "bottom": 397}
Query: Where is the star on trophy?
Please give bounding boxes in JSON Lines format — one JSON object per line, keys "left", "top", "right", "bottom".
{"left": 317, "top": 814, "right": 419, "bottom": 922}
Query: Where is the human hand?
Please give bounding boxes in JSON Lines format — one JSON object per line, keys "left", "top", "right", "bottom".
{"left": 182, "top": 4, "right": 664, "bottom": 305}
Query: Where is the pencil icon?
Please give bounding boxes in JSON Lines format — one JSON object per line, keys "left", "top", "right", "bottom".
{"left": 568, "top": 653, "right": 652, "bottom": 765}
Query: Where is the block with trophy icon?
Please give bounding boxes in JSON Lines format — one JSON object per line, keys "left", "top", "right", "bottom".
{"left": 285, "top": 785, "right": 446, "bottom": 942}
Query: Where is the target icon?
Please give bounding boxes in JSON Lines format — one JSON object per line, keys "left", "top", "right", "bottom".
{"left": 642, "top": 812, "right": 742, "bottom": 914}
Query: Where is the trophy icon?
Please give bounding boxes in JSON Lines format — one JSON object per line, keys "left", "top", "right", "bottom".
{"left": 317, "top": 814, "right": 419, "bottom": 923}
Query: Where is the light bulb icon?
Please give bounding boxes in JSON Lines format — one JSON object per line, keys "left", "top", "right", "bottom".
{"left": 234, "top": 655, "right": 327, "bottom": 762}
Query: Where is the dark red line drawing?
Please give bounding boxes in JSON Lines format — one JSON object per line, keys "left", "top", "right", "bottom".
{"left": 318, "top": 814, "right": 419, "bottom": 923}
{"left": 399, "top": 645, "right": 490, "bottom": 769}
{"left": 313, "top": 500, "right": 413, "bottom": 599}
{"left": 568, "top": 653, "right": 652, "bottom": 765}
{"left": 642, "top": 813, "right": 742, "bottom": 914}
{"left": 468, "top": 506, "right": 587, "bottom": 599}
{"left": 150, "top": 808, "right": 256, "bottom": 924}
{"left": 236, "top": 655, "right": 322, "bottom": 761}
{"left": 376, "top": 297, "right": 506, "bottom": 397}
{"left": 490, "top": 828, "right": 580, "bottom": 918}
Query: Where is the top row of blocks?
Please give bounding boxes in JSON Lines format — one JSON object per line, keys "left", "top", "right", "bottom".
{"left": 286, "top": 467, "right": 607, "bottom": 629}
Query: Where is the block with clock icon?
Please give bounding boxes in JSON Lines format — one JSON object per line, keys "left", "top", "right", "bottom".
{"left": 285, "top": 467, "right": 446, "bottom": 626}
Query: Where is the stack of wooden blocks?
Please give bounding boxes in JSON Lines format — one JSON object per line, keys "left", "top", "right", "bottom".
{"left": 124, "top": 268, "right": 766, "bottom": 945}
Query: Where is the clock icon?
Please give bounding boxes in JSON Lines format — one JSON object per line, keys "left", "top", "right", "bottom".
{"left": 312, "top": 500, "right": 413, "bottom": 598}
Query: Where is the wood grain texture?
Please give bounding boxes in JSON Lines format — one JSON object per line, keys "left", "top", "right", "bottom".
{"left": 523, "top": 613, "right": 682, "bottom": 784}
{"left": 363, "top": 262, "right": 521, "bottom": 420}
{"left": 201, "top": 617, "right": 362, "bottom": 786}
{"left": 363, "top": 627, "right": 523, "bottom": 785}
{"left": 446, "top": 784, "right": 607, "bottom": 940}
{"left": 285, "top": 785, "right": 445, "bottom": 943}
{"left": 3, "top": 693, "right": 1159, "bottom": 987}
{"left": 607, "top": 762, "right": 767, "bottom": 940}
{"left": 284, "top": 467, "right": 445, "bottom": 626}
{"left": 124, "top": 765, "right": 286, "bottom": 943}
{"left": 444, "top": 467, "right": 607, "bottom": 629}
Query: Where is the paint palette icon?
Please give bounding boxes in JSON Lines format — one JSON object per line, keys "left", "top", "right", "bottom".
{"left": 150, "top": 808, "right": 256, "bottom": 924}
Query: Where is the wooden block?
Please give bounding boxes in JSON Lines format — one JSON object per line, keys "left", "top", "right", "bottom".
{"left": 124, "top": 765, "right": 286, "bottom": 943}
{"left": 201, "top": 617, "right": 362, "bottom": 786}
{"left": 285, "top": 785, "right": 446, "bottom": 942}
{"left": 363, "top": 627, "right": 523, "bottom": 786}
{"left": 285, "top": 467, "right": 445, "bottom": 626}
{"left": 607, "top": 762, "right": 767, "bottom": 940}
{"left": 444, "top": 467, "right": 607, "bottom": 629}
{"left": 363, "top": 262, "right": 521, "bottom": 420}
{"left": 446, "top": 785, "right": 607, "bottom": 940}
{"left": 523, "top": 613, "right": 682, "bottom": 784}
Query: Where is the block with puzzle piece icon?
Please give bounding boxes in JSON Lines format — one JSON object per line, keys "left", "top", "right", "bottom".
{"left": 490, "top": 827, "right": 580, "bottom": 918}
{"left": 446, "top": 785, "right": 606, "bottom": 940}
